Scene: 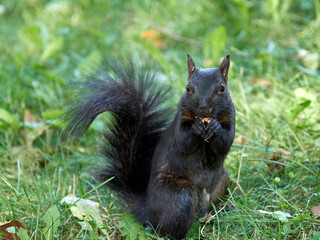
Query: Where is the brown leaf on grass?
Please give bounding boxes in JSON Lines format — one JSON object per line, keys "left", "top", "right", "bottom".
{"left": 141, "top": 29, "right": 157, "bottom": 40}
{"left": 141, "top": 29, "right": 162, "bottom": 47}
{"left": 264, "top": 154, "right": 283, "bottom": 171}
{"left": 24, "top": 110, "right": 37, "bottom": 123}
{"left": 0, "top": 220, "right": 33, "bottom": 240}
{"left": 265, "top": 148, "right": 291, "bottom": 172}
{"left": 271, "top": 154, "right": 280, "bottom": 161}
{"left": 265, "top": 159, "right": 284, "bottom": 171}
{"left": 252, "top": 78, "right": 272, "bottom": 87}
{"left": 311, "top": 206, "right": 320, "bottom": 219}
{"left": 235, "top": 136, "right": 246, "bottom": 144}
{"left": 278, "top": 148, "right": 290, "bottom": 155}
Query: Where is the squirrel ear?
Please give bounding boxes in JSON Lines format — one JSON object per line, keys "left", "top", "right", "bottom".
{"left": 187, "top": 54, "right": 196, "bottom": 80}
{"left": 219, "top": 55, "right": 230, "bottom": 83}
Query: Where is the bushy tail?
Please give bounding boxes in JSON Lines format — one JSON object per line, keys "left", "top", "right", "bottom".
{"left": 62, "top": 56, "right": 169, "bottom": 218}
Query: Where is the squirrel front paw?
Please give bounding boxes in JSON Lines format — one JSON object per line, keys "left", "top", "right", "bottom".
{"left": 205, "top": 119, "right": 221, "bottom": 141}
{"left": 192, "top": 118, "right": 221, "bottom": 142}
{"left": 192, "top": 118, "right": 207, "bottom": 140}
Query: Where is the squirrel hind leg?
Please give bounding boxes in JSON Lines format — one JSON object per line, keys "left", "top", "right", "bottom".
{"left": 146, "top": 173, "right": 198, "bottom": 239}
{"left": 210, "top": 168, "right": 229, "bottom": 205}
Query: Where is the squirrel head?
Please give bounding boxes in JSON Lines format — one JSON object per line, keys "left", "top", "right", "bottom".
{"left": 180, "top": 55, "right": 233, "bottom": 123}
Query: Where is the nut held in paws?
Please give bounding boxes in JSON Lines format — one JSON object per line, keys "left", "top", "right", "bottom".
{"left": 201, "top": 118, "right": 211, "bottom": 123}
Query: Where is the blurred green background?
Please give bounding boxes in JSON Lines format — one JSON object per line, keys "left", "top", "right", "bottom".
{"left": 0, "top": 0, "right": 319, "bottom": 239}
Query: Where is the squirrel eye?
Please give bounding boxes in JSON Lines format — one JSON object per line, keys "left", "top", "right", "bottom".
{"left": 186, "top": 84, "right": 191, "bottom": 92}
{"left": 219, "top": 83, "right": 226, "bottom": 93}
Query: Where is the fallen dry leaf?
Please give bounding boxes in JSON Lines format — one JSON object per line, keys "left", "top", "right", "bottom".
{"left": 311, "top": 206, "right": 320, "bottom": 218}
{"left": 141, "top": 29, "right": 162, "bottom": 47}
{"left": 0, "top": 220, "right": 33, "bottom": 240}
{"left": 24, "top": 110, "right": 37, "bottom": 123}
{"left": 235, "top": 135, "right": 246, "bottom": 144}
{"left": 271, "top": 154, "right": 280, "bottom": 161}
{"left": 278, "top": 148, "right": 290, "bottom": 155}
{"left": 264, "top": 148, "right": 292, "bottom": 172}
{"left": 252, "top": 78, "right": 272, "bottom": 87}
{"left": 141, "top": 29, "right": 158, "bottom": 40}
{"left": 257, "top": 210, "right": 292, "bottom": 223}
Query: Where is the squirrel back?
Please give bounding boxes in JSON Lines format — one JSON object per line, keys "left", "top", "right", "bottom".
{"left": 62, "top": 56, "right": 170, "bottom": 218}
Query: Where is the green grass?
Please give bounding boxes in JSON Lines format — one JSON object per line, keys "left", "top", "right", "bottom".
{"left": 1, "top": 0, "right": 320, "bottom": 239}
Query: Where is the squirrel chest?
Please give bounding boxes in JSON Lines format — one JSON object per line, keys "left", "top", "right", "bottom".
{"left": 174, "top": 142, "right": 227, "bottom": 206}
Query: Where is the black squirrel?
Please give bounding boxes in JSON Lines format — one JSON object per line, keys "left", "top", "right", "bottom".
{"left": 62, "top": 54, "right": 235, "bottom": 239}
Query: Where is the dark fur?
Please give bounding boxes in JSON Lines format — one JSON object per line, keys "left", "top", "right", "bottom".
{"left": 62, "top": 56, "right": 169, "bottom": 219}
{"left": 62, "top": 55, "right": 235, "bottom": 239}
